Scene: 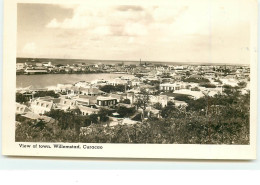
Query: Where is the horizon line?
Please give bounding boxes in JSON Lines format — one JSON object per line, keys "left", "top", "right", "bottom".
{"left": 16, "top": 56, "right": 250, "bottom": 66}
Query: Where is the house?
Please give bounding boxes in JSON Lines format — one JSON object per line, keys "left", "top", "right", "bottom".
{"left": 30, "top": 97, "right": 56, "bottom": 114}
{"left": 96, "top": 96, "right": 117, "bottom": 107}
{"left": 126, "top": 92, "right": 135, "bottom": 104}
{"left": 16, "top": 63, "right": 25, "bottom": 70}
{"left": 73, "top": 95, "right": 97, "bottom": 106}
{"left": 107, "top": 78, "right": 128, "bottom": 86}
{"left": 36, "top": 63, "right": 43, "bottom": 67}
{"left": 78, "top": 105, "right": 99, "bottom": 116}
{"left": 149, "top": 95, "right": 168, "bottom": 107}
{"left": 146, "top": 106, "right": 160, "bottom": 118}
{"left": 74, "top": 81, "right": 90, "bottom": 88}
{"left": 159, "top": 83, "right": 182, "bottom": 91}
{"left": 79, "top": 87, "right": 105, "bottom": 96}
{"left": 42, "top": 62, "right": 52, "bottom": 67}
{"left": 173, "top": 100, "right": 188, "bottom": 107}
{"left": 189, "top": 74, "right": 203, "bottom": 80}
{"left": 110, "top": 93, "right": 126, "bottom": 103}
{"left": 56, "top": 98, "right": 77, "bottom": 110}
{"left": 172, "top": 75, "right": 182, "bottom": 80}
{"left": 56, "top": 83, "right": 74, "bottom": 93}
{"left": 16, "top": 103, "right": 30, "bottom": 114}
{"left": 91, "top": 79, "right": 108, "bottom": 86}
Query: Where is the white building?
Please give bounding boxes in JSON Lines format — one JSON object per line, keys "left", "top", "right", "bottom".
{"left": 16, "top": 63, "right": 25, "bottom": 70}
{"left": 159, "top": 83, "right": 182, "bottom": 91}
{"left": 78, "top": 105, "right": 99, "bottom": 116}
{"left": 30, "top": 97, "right": 57, "bottom": 114}
{"left": 16, "top": 103, "right": 30, "bottom": 114}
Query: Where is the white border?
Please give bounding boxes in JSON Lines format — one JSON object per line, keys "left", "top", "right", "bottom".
{"left": 2, "top": 0, "right": 258, "bottom": 159}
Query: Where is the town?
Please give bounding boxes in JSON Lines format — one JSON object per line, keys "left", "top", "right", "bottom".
{"left": 15, "top": 59, "right": 250, "bottom": 144}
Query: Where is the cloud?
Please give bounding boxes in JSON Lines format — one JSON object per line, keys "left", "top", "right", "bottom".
{"left": 46, "top": 18, "right": 60, "bottom": 28}
{"left": 116, "top": 5, "right": 144, "bottom": 12}
{"left": 22, "top": 42, "right": 36, "bottom": 54}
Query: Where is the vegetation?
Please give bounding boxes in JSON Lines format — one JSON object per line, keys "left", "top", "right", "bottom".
{"left": 34, "top": 91, "right": 60, "bottom": 98}
{"left": 16, "top": 93, "right": 30, "bottom": 103}
{"left": 121, "top": 99, "right": 131, "bottom": 104}
{"left": 16, "top": 86, "right": 250, "bottom": 144}
{"left": 16, "top": 91, "right": 60, "bottom": 104}
{"left": 116, "top": 106, "right": 136, "bottom": 117}
{"left": 100, "top": 84, "right": 130, "bottom": 93}
{"left": 199, "top": 83, "right": 216, "bottom": 88}
{"left": 183, "top": 77, "right": 210, "bottom": 83}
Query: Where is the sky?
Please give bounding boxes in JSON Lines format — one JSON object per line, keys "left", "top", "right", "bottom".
{"left": 17, "top": 0, "right": 253, "bottom": 64}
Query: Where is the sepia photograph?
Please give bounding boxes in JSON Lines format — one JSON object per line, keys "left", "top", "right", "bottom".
{"left": 2, "top": 0, "right": 257, "bottom": 159}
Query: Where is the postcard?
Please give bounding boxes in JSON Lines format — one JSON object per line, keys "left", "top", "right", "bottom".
{"left": 2, "top": 0, "right": 257, "bottom": 159}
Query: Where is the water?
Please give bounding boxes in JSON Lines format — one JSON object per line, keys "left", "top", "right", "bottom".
{"left": 16, "top": 73, "right": 133, "bottom": 89}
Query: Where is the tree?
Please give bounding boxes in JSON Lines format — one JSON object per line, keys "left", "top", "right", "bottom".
{"left": 88, "top": 114, "right": 99, "bottom": 124}
{"left": 100, "top": 84, "right": 129, "bottom": 93}
{"left": 183, "top": 77, "right": 210, "bottom": 83}
{"left": 121, "top": 98, "right": 131, "bottom": 104}
{"left": 117, "top": 106, "right": 135, "bottom": 117}
{"left": 199, "top": 83, "right": 216, "bottom": 88}
{"left": 237, "top": 81, "right": 247, "bottom": 89}
{"left": 161, "top": 101, "right": 179, "bottom": 118}
{"left": 34, "top": 90, "right": 60, "bottom": 98}
{"left": 174, "top": 94, "right": 191, "bottom": 102}
{"left": 98, "top": 108, "right": 112, "bottom": 122}
{"left": 99, "top": 85, "right": 115, "bottom": 93}
{"left": 16, "top": 93, "right": 29, "bottom": 103}
{"left": 134, "top": 90, "right": 150, "bottom": 121}
{"left": 153, "top": 102, "right": 163, "bottom": 110}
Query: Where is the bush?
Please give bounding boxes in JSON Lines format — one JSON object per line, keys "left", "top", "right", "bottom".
{"left": 183, "top": 77, "right": 210, "bottom": 83}
{"left": 199, "top": 83, "right": 216, "bottom": 88}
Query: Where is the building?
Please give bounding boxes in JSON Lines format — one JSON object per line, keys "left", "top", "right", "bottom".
{"left": 30, "top": 97, "right": 57, "bottom": 114}
{"left": 173, "top": 100, "right": 188, "bottom": 107}
{"left": 73, "top": 95, "right": 97, "bottom": 106}
{"left": 74, "top": 81, "right": 90, "bottom": 88}
{"left": 16, "top": 63, "right": 25, "bottom": 70}
{"left": 78, "top": 105, "right": 99, "bottom": 116}
{"left": 36, "top": 63, "right": 43, "bottom": 67}
{"left": 56, "top": 83, "right": 74, "bottom": 93}
{"left": 107, "top": 78, "right": 128, "bottom": 86}
{"left": 56, "top": 98, "right": 77, "bottom": 110}
{"left": 79, "top": 87, "right": 105, "bottom": 96}
{"left": 42, "top": 62, "right": 52, "bottom": 67}
{"left": 24, "top": 68, "right": 48, "bottom": 74}
{"left": 96, "top": 96, "right": 117, "bottom": 107}
{"left": 16, "top": 103, "right": 30, "bottom": 114}
{"left": 149, "top": 95, "right": 168, "bottom": 107}
{"left": 159, "top": 83, "right": 182, "bottom": 91}
{"left": 126, "top": 92, "right": 135, "bottom": 104}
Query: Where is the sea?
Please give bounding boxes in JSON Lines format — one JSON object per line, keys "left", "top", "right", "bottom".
{"left": 16, "top": 73, "right": 133, "bottom": 89}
